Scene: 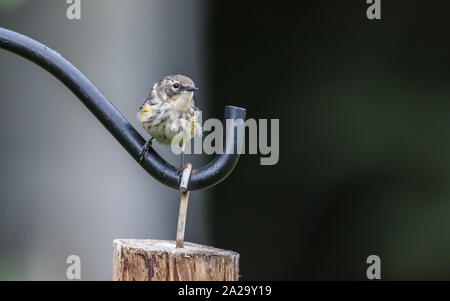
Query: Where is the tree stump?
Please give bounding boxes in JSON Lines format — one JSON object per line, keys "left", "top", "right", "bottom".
{"left": 113, "top": 239, "right": 240, "bottom": 281}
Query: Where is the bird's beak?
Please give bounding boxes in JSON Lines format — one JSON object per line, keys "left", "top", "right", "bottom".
{"left": 184, "top": 86, "right": 199, "bottom": 92}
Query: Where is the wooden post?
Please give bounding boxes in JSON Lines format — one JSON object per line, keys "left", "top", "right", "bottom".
{"left": 113, "top": 239, "right": 239, "bottom": 281}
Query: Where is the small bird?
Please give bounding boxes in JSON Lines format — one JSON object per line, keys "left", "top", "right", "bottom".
{"left": 138, "top": 74, "right": 202, "bottom": 173}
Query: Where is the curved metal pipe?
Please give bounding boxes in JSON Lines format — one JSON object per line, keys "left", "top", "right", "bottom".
{"left": 0, "top": 27, "right": 246, "bottom": 191}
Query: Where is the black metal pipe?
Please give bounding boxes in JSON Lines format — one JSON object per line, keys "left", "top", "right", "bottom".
{"left": 0, "top": 27, "right": 246, "bottom": 191}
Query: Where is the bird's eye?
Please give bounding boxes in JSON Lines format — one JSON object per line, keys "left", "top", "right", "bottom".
{"left": 173, "top": 83, "right": 181, "bottom": 89}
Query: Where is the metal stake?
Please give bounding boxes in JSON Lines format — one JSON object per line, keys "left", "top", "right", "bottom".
{"left": 176, "top": 163, "right": 192, "bottom": 248}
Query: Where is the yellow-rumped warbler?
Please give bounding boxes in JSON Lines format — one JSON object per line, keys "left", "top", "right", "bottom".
{"left": 138, "top": 74, "right": 202, "bottom": 173}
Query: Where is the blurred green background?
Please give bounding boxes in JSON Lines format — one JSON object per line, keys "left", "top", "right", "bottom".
{"left": 210, "top": 0, "right": 450, "bottom": 280}
{"left": 1, "top": 0, "right": 450, "bottom": 280}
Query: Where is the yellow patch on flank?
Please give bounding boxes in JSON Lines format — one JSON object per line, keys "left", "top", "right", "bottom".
{"left": 139, "top": 104, "right": 151, "bottom": 122}
{"left": 191, "top": 116, "right": 196, "bottom": 135}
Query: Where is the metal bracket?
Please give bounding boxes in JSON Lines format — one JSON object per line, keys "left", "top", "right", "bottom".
{"left": 0, "top": 27, "right": 246, "bottom": 191}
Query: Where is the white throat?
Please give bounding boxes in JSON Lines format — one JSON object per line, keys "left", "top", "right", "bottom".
{"left": 173, "top": 91, "right": 193, "bottom": 112}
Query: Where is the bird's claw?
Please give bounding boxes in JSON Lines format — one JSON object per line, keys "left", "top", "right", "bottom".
{"left": 138, "top": 150, "right": 146, "bottom": 164}
{"left": 139, "top": 138, "right": 153, "bottom": 164}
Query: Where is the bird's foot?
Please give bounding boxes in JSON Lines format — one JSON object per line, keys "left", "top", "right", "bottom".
{"left": 139, "top": 138, "right": 154, "bottom": 163}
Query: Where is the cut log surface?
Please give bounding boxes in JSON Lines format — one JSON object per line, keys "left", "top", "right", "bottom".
{"left": 113, "top": 239, "right": 239, "bottom": 281}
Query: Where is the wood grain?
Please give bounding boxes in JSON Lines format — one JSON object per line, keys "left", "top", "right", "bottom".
{"left": 113, "top": 239, "right": 239, "bottom": 281}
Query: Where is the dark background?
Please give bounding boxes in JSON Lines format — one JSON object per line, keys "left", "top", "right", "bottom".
{"left": 210, "top": 1, "right": 450, "bottom": 280}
